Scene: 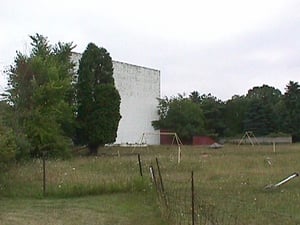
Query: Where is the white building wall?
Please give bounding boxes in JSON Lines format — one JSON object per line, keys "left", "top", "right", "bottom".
{"left": 71, "top": 53, "right": 160, "bottom": 145}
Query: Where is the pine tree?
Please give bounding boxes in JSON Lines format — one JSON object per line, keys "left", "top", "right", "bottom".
{"left": 76, "top": 43, "right": 121, "bottom": 154}
{"left": 283, "top": 81, "right": 300, "bottom": 141}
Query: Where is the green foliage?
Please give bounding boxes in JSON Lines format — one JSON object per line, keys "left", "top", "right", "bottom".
{"left": 6, "top": 34, "right": 75, "bottom": 158}
{"left": 224, "top": 85, "right": 286, "bottom": 137}
{"left": 244, "top": 85, "right": 282, "bottom": 135}
{"left": 243, "top": 99, "right": 270, "bottom": 135}
{"left": 154, "top": 81, "right": 300, "bottom": 141}
{"left": 152, "top": 95, "right": 205, "bottom": 142}
{"left": 76, "top": 43, "right": 121, "bottom": 154}
{"left": 153, "top": 92, "right": 225, "bottom": 141}
{"left": 0, "top": 122, "right": 16, "bottom": 169}
{"left": 157, "top": 85, "right": 290, "bottom": 140}
{"left": 87, "top": 84, "right": 121, "bottom": 147}
{"left": 246, "top": 84, "right": 282, "bottom": 102}
{"left": 0, "top": 102, "right": 16, "bottom": 167}
{"left": 283, "top": 81, "right": 300, "bottom": 140}
{"left": 197, "top": 93, "right": 225, "bottom": 137}
{"left": 223, "top": 95, "right": 248, "bottom": 136}
{"left": 189, "top": 91, "right": 201, "bottom": 103}
{"left": 0, "top": 101, "right": 31, "bottom": 160}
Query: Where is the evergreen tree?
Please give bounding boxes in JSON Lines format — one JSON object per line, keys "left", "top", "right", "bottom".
{"left": 76, "top": 43, "right": 121, "bottom": 154}
{"left": 283, "top": 81, "right": 300, "bottom": 141}
{"left": 244, "top": 85, "right": 282, "bottom": 135}
{"left": 243, "top": 99, "right": 270, "bottom": 136}
{"left": 189, "top": 91, "right": 201, "bottom": 103}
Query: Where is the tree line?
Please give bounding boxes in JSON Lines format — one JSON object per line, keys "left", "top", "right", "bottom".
{"left": 1, "top": 33, "right": 300, "bottom": 168}
{"left": 0, "top": 34, "right": 121, "bottom": 168}
{"left": 152, "top": 83, "right": 300, "bottom": 143}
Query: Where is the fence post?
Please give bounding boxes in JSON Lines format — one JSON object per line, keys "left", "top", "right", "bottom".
{"left": 42, "top": 151, "right": 47, "bottom": 196}
{"left": 149, "top": 165, "right": 158, "bottom": 190}
{"left": 178, "top": 145, "right": 181, "bottom": 164}
{"left": 156, "top": 157, "right": 169, "bottom": 210}
{"left": 138, "top": 154, "right": 143, "bottom": 177}
{"left": 156, "top": 158, "right": 165, "bottom": 193}
{"left": 191, "top": 171, "right": 195, "bottom": 225}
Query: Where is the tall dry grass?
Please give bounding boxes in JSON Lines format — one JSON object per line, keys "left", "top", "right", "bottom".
{"left": 0, "top": 151, "right": 148, "bottom": 198}
{"left": 148, "top": 144, "right": 300, "bottom": 225}
{"left": 1, "top": 144, "right": 299, "bottom": 224}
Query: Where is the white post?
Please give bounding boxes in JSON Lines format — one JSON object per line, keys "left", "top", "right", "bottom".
{"left": 178, "top": 145, "right": 181, "bottom": 164}
{"left": 273, "top": 141, "right": 276, "bottom": 153}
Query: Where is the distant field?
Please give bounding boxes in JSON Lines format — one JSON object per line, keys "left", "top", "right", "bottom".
{"left": 0, "top": 144, "right": 300, "bottom": 225}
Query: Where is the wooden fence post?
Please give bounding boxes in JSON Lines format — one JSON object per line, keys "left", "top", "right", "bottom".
{"left": 138, "top": 154, "right": 143, "bottom": 177}
{"left": 149, "top": 165, "right": 158, "bottom": 190}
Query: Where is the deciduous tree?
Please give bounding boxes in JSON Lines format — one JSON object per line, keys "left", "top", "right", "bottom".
{"left": 223, "top": 95, "right": 248, "bottom": 136}
{"left": 6, "top": 34, "right": 75, "bottom": 158}
{"left": 0, "top": 101, "right": 16, "bottom": 168}
{"left": 152, "top": 95, "right": 205, "bottom": 143}
{"left": 198, "top": 93, "right": 225, "bottom": 137}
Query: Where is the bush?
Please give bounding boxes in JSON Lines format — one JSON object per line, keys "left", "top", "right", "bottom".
{"left": 0, "top": 126, "right": 16, "bottom": 169}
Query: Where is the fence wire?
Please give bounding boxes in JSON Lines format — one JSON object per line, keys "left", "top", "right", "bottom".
{"left": 151, "top": 159, "right": 300, "bottom": 225}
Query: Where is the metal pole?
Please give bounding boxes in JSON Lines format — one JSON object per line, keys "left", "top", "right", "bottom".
{"left": 43, "top": 152, "right": 46, "bottom": 196}
{"left": 156, "top": 157, "right": 165, "bottom": 193}
{"left": 191, "top": 171, "right": 195, "bottom": 225}
{"left": 274, "top": 172, "right": 299, "bottom": 187}
{"left": 138, "top": 154, "right": 143, "bottom": 177}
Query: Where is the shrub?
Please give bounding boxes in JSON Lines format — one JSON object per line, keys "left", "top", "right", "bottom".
{"left": 0, "top": 125, "right": 16, "bottom": 169}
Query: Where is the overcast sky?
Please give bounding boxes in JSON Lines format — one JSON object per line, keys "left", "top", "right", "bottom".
{"left": 1, "top": 0, "right": 300, "bottom": 100}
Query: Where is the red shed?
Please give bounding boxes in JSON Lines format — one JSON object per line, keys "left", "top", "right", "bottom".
{"left": 193, "top": 136, "right": 215, "bottom": 146}
{"left": 160, "top": 130, "right": 176, "bottom": 145}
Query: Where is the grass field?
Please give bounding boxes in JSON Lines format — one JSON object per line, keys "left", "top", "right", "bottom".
{"left": 0, "top": 144, "right": 300, "bottom": 224}
{"left": 0, "top": 193, "right": 165, "bottom": 225}
{"left": 152, "top": 144, "right": 300, "bottom": 225}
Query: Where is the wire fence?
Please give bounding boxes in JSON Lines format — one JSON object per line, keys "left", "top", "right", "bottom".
{"left": 149, "top": 157, "right": 300, "bottom": 225}
{"left": 28, "top": 152, "right": 300, "bottom": 225}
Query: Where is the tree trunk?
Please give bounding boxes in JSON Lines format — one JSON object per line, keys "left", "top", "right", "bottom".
{"left": 88, "top": 144, "right": 99, "bottom": 155}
